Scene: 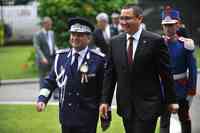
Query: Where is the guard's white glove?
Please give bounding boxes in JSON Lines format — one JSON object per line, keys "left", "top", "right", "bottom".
{"left": 168, "top": 103, "right": 179, "bottom": 113}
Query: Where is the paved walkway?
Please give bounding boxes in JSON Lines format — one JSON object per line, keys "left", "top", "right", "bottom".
{"left": 0, "top": 77, "right": 200, "bottom": 133}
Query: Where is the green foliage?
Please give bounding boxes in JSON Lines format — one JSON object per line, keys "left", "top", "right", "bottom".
{"left": 0, "top": 104, "right": 160, "bottom": 133}
{"left": 37, "top": 0, "right": 135, "bottom": 48}
{"left": 0, "top": 21, "right": 4, "bottom": 46}
{"left": 27, "top": 48, "right": 37, "bottom": 71}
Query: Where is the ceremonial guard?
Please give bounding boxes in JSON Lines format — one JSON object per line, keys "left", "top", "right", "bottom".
{"left": 36, "top": 17, "right": 106, "bottom": 133}
{"left": 160, "top": 10, "right": 197, "bottom": 133}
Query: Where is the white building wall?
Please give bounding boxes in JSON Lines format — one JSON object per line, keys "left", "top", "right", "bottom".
{"left": 1, "top": 2, "right": 40, "bottom": 41}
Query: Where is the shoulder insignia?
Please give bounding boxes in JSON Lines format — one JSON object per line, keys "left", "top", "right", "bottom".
{"left": 90, "top": 48, "right": 105, "bottom": 57}
{"left": 179, "top": 37, "right": 195, "bottom": 50}
{"left": 56, "top": 48, "right": 70, "bottom": 54}
{"left": 162, "top": 35, "right": 170, "bottom": 45}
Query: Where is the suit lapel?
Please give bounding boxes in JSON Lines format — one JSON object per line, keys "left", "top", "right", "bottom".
{"left": 50, "top": 32, "right": 55, "bottom": 52}
{"left": 41, "top": 31, "right": 51, "bottom": 54}
{"left": 133, "top": 30, "right": 148, "bottom": 66}
{"left": 49, "top": 31, "right": 55, "bottom": 54}
{"left": 118, "top": 33, "right": 128, "bottom": 66}
{"left": 64, "top": 50, "right": 73, "bottom": 78}
{"left": 40, "top": 31, "right": 48, "bottom": 44}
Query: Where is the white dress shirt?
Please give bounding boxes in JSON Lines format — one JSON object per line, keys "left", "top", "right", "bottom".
{"left": 126, "top": 25, "right": 143, "bottom": 61}
{"left": 42, "top": 29, "right": 54, "bottom": 55}
{"left": 103, "top": 25, "right": 111, "bottom": 44}
{"left": 71, "top": 46, "right": 88, "bottom": 70}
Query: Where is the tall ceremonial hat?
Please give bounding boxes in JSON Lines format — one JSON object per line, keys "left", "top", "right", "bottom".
{"left": 68, "top": 17, "right": 94, "bottom": 33}
{"left": 161, "top": 10, "right": 181, "bottom": 25}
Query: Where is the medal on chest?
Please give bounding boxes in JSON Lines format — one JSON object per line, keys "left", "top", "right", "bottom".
{"left": 80, "top": 52, "right": 90, "bottom": 83}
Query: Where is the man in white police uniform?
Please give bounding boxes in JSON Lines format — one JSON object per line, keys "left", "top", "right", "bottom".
{"left": 35, "top": 17, "right": 106, "bottom": 133}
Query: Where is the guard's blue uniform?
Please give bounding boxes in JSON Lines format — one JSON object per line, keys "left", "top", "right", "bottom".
{"left": 37, "top": 48, "right": 106, "bottom": 132}
{"left": 160, "top": 36, "right": 197, "bottom": 133}
{"left": 167, "top": 37, "right": 197, "bottom": 99}
{"left": 160, "top": 8, "right": 197, "bottom": 133}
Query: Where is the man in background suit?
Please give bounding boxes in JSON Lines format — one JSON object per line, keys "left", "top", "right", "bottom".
{"left": 99, "top": 4, "right": 179, "bottom": 133}
{"left": 93, "top": 12, "right": 118, "bottom": 55}
{"left": 111, "top": 12, "right": 122, "bottom": 33}
{"left": 33, "top": 17, "right": 57, "bottom": 88}
{"left": 36, "top": 17, "right": 106, "bottom": 133}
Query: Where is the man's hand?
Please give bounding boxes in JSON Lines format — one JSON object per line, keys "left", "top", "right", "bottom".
{"left": 99, "top": 104, "right": 111, "bottom": 131}
{"left": 99, "top": 103, "right": 109, "bottom": 119}
{"left": 168, "top": 103, "right": 179, "bottom": 113}
{"left": 41, "top": 58, "right": 49, "bottom": 65}
{"left": 36, "top": 102, "right": 46, "bottom": 112}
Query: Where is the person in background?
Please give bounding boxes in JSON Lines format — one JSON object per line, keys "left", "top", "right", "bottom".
{"left": 99, "top": 3, "right": 178, "bottom": 133}
{"left": 93, "top": 12, "right": 118, "bottom": 55}
{"left": 36, "top": 17, "right": 107, "bottom": 133}
{"left": 33, "top": 16, "right": 59, "bottom": 99}
{"left": 33, "top": 17, "right": 56, "bottom": 87}
{"left": 160, "top": 10, "right": 197, "bottom": 133}
{"left": 111, "top": 12, "right": 122, "bottom": 33}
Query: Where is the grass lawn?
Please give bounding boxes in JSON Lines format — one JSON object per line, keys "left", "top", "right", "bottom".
{"left": 195, "top": 48, "right": 200, "bottom": 68}
{"left": 0, "top": 46, "right": 200, "bottom": 80}
{"left": 0, "top": 104, "right": 160, "bottom": 133}
{"left": 0, "top": 46, "right": 38, "bottom": 80}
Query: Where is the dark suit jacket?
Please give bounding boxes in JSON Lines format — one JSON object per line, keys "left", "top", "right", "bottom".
{"left": 33, "top": 30, "right": 56, "bottom": 76}
{"left": 92, "top": 26, "right": 118, "bottom": 55}
{"left": 101, "top": 30, "right": 176, "bottom": 120}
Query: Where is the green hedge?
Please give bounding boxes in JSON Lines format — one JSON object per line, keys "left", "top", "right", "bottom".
{"left": 37, "top": 0, "right": 134, "bottom": 48}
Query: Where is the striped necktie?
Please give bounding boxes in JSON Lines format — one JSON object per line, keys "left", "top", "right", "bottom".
{"left": 71, "top": 53, "right": 79, "bottom": 75}
{"left": 127, "top": 36, "right": 134, "bottom": 65}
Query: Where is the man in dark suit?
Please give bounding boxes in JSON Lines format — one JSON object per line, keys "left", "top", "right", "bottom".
{"left": 99, "top": 4, "right": 179, "bottom": 133}
{"left": 36, "top": 17, "right": 106, "bottom": 133}
{"left": 93, "top": 12, "right": 118, "bottom": 55}
{"left": 33, "top": 17, "right": 57, "bottom": 87}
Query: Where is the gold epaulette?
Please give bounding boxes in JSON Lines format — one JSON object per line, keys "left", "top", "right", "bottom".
{"left": 90, "top": 48, "right": 105, "bottom": 57}
{"left": 179, "top": 37, "right": 195, "bottom": 50}
{"left": 56, "top": 48, "right": 70, "bottom": 54}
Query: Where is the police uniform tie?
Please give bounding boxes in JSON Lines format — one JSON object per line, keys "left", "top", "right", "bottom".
{"left": 71, "top": 53, "right": 79, "bottom": 75}
{"left": 127, "top": 36, "right": 134, "bottom": 65}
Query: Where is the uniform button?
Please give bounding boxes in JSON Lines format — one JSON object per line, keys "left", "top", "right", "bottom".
{"left": 68, "top": 103, "right": 72, "bottom": 106}
{"left": 76, "top": 92, "right": 80, "bottom": 96}
{"left": 68, "top": 92, "right": 72, "bottom": 96}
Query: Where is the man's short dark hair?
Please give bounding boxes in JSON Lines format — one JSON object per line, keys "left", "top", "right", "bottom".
{"left": 122, "top": 4, "right": 143, "bottom": 17}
